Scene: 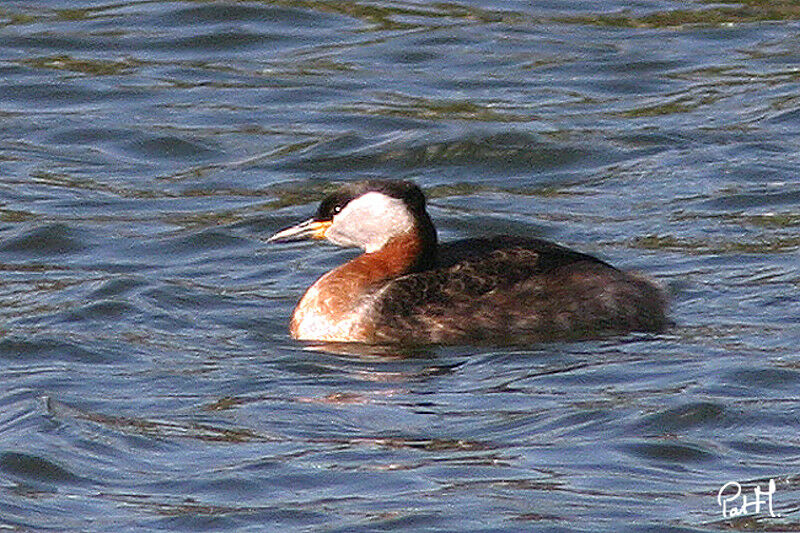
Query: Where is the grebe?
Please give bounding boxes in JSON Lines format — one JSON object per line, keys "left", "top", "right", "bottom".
{"left": 269, "top": 180, "right": 668, "bottom": 344}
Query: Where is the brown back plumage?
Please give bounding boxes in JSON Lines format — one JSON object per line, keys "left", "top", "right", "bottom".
{"left": 369, "top": 237, "right": 668, "bottom": 344}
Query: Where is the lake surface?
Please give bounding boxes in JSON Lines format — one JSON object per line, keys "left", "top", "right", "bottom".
{"left": 1, "top": 1, "right": 800, "bottom": 531}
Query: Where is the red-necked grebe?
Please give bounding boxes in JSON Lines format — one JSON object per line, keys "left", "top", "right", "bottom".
{"left": 269, "top": 180, "right": 668, "bottom": 344}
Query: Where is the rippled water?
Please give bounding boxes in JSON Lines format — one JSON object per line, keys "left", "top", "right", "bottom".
{"left": 2, "top": 1, "right": 800, "bottom": 531}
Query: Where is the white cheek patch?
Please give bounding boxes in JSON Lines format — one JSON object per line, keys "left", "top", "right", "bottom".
{"left": 326, "top": 192, "right": 414, "bottom": 252}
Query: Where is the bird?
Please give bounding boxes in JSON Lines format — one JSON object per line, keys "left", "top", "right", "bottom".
{"left": 268, "top": 180, "right": 668, "bottom": 345}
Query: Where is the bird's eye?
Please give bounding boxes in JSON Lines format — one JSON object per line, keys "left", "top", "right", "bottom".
{"left": 332, "top": 204, "right": 343, "bottom": 215}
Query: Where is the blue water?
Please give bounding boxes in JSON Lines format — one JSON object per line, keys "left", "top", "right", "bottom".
{"left": 1, "top": 1, "right": 800, "bottom": 531}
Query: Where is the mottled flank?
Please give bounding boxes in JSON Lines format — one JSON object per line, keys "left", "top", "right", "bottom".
{"left": 370, "top": 237, "right": 668, "bottom": 344}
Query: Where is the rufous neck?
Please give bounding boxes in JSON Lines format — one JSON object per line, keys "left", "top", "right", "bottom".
{"left": 348, "top": 228, "right": 434, "bottom": 285}
{"left": 290, "top": 226, "right": 435, "bottom": 339}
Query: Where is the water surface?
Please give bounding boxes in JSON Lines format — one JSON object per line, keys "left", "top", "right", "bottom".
{"left": 1, "top": 1, "right": 800, "bottom": 531}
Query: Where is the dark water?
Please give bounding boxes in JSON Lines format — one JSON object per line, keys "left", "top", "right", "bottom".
{"left": 1, "top": 1, "right": 800, "bottom": 531}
